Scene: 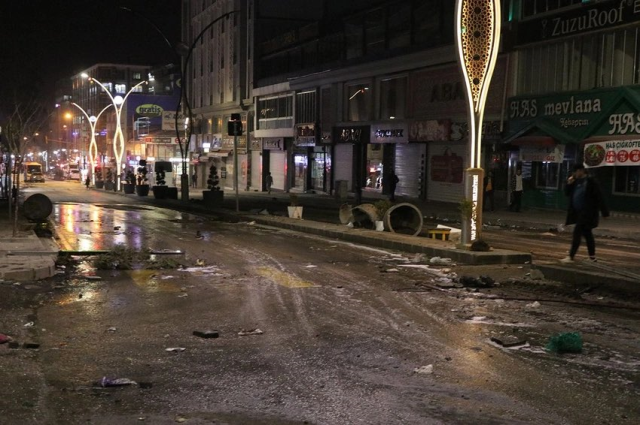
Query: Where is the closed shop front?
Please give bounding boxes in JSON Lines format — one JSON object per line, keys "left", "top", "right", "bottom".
{"left": 395, "top": 143, "right": 426, "bottom": 199}
{"left": 332, "top": 126, "right": 370, "bottom": 193}
{"left": 427, "top": 141, "right": 466, "bottom": 203}
{"left": 263, "top": 138, "right": 286, "bottom": 191}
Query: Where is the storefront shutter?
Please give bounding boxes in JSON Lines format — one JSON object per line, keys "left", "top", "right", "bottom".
{"left": 251, "top": 150, "right": 262, "bottom": 190}
{"left": 395, "top": 144, "right": 425, "bottom": 199}
{"left": 333, "top": 144, "right": 354, "bottom": 191}
{"left": 269, "top": 151, "right": 286, "bottom": 190}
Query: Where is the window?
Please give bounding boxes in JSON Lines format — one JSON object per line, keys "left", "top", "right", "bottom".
{"left": 518, "top": 27, "right": 640, "bottom": 95}
{"left": 133, "top": 72, "right": 142, "bottom": 80}
{"left": 346, "top": 84, "right": 371, "bottom": 122}
{"left": 115, "top": 84, "right": 126, "bottom": 94}
{"left": 614, "top": 167, "right": 640, "bottom": 195}
{"left": 258, "top": 95, "right": 294, "bottom": 130}
{"left": 379, "top": 77, "right": 407, "bottom": 120}
{"left": 296, "top": 91, "right": 316, "bottom": 124}
{"left": 365, "top": 8, "right": 385, "bottom": 54}
{"left": 132, "top": 85, "right": 143, "bottom": 93}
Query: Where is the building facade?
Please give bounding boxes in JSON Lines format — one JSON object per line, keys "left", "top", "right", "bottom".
{"left": 504, "top": 0, "right": 640, "bottom": 212}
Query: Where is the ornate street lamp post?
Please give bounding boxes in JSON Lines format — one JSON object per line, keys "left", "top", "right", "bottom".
{"left": 455, "top": 0, "right": 501, "bottom": 246}
{"left": 81, "top": 73, "right": 147, "bottom": 191}
{"left": 71, "top": 102, "right": 112, "bottom": 185}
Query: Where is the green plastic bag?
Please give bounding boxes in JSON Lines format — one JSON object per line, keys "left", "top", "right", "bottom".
{"left": 546, "top": 332, "right": 583, "bottom": 354}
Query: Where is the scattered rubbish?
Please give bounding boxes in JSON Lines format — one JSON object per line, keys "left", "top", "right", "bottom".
{"left": 382, "top": 268, "right": 399, "bottom": 273}
{"left": 247, "top": 221, "right": 256, "bottom": 225}
{"left": 435, "top": 280, "right": 456, "bottom": 289}
{"left": 304, "top": 264, "right": 318, "bottom": 268}
{"left": 84, "top": 275, "right": 102, "bottom": 280}
{"left": 429, "top": 257, "right": 452, "bottom": 265}
{"left": 195, "top": 259, "right": 205, "bottom": 266}
{"left": 13, "top": 282, "right": 22, "bottom": 287}
{"left": 175, "top": 417, "right": 187, "bottom": 423}
{"left": 546, "top": 332, "right": 583, "bottom": 354}
{"left": 195, "top": 230, "right": 203, "bottom": 239}
{"left": 177, "top": 293, "right": 188, "bottom": 298}
{"left": 23, "top": 322, "right": 34, "bottom": 328}
{"left": 541, "top": 232, "right": 557, "bottom": 237}
{"left": 107, "top": 327, "right": 117, "bottom": 332}
{"left": 490, "top": 336, "right": 527, "bottom": 348}
{"left": 413, "top": 364, "right": 433, "bottom": 374}
{"left": 0, "top": 334, "right": 10, "bottom": 344}
{"left": 98, "top": 377, "right": 138, "bottom": 387}
{"left": 411, "top": 254, "right": 425, "bottom": 263}
{"left": 458, "top": 275, "right": 495, "bottom": 288}
{"left": 238, "top": 328, "right": 263, "bottom": 336}
{"left": 346, "top": 222, "right": 354, "bottom": 228}
{"left": 526, "top": 301, "right": 541, "bottom": 308}
{"left": 193, "top": 330, "right": 219, "bottom": 339}
{"left": 557, "top": 224, "right": 565, "bottom": 232}
{"left": 23, "top": 342, "right": 40, "bottom": 349}
{"left": 165, "top": 347, "right": 186, "bottom": 352}
{"left": 258, "top": 209, "right": 270, "bottom": 215}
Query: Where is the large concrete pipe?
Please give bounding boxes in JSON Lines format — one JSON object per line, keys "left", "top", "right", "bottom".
{"left": 351, "top": 203, "right": 378, "bottom": 229}
{"left": 22, "top": 193, "right": 53, "bottom": 222}
{"left": 383, "top": 203, "right": 423, "bottom": 236}
{"left": 339, "top": 203, "right": 353, "bottom": 224}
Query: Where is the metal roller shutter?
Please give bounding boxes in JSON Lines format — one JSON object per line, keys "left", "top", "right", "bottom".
{"left": 333, "top": 144, "right": 353, "bottom": 191}
{"left": 269, "top": 151, "right": 286, "bottom": 190}
{"left": 251, "top": 150, "right": 262, "bottom": 190}
{"left": 427, "top": 142, "right": 466, "bottom": 203}
{"left": 395, "top": 144, "right": 425, "bottom": 199}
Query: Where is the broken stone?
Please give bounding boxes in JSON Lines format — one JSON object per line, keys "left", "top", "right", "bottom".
{"left": 413, "top": 364, "right": 433, "bottom": 374}
{"left": 490, "top": 336, "right": 527, "bottom": 348}
{"left": 238, "top": 328, "right": 263, "bottom": 336}
{"left": 525, "top": 301, "right": 541, "bottom": 308}
{"left": 165, "top": 347, "right": 186, "bottom": 352}
{"left": 193, "top": 330, "right": 219, "bottom": 339}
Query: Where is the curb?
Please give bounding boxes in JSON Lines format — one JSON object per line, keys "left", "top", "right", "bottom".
{"left": 535, "top": 264, "right": 640, "bottom": 297}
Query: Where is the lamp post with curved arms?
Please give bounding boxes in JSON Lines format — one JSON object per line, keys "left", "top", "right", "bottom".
{"left": 120, "top": 7, "right": 237, "bottom": 203}
{"left": 81, "top": 73, "right": 147, "bottom": 191}
{"left": 71, "top": 102, "right": 112, "bottom": 185}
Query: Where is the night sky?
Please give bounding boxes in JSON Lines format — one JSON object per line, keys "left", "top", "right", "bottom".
{"left": 0, "top": 0, "right": 181, "bottom": 107}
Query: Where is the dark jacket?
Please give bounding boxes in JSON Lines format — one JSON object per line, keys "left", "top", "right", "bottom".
{"left": 564, "top": 177, "right": 609, "bottom": 228}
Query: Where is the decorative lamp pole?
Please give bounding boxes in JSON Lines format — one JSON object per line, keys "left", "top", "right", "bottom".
{"left": 71, "top": 102, "right": 112, "bottom": 185}
{"left": 81, "top": 73, "right": 147, "bottom": 191}
{"left": 455, "top": 0, "right": 501, "bottom": 246}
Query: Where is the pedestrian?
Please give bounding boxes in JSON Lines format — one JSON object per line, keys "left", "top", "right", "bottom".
{"left": 385, "top": 171, "right": 399, "bottom": 201}
{"left": 266, "top": 172, "right": 273, "bottom": 194}
{"left": 560, "top": 164, "right": 609, "bottom": 264}
{"left": 509, "top": 168, "right": 523, "bottom": 212}
{"left": 192, "top": 172, "right": 197, "bottom": 188}
{"left": 85, "top": 176, "right": 90, "bottom": 189}
{"left": 484, "top": 171, "right": 494, "bottom": 212}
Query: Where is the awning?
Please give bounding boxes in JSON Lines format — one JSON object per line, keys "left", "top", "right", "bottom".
{"left": 503, "top": 118, "right": 577, "bottom": 146}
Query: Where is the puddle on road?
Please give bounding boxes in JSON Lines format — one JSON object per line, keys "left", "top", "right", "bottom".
{"left": 257, "top": 266, "right": 315, "bottom": 288}
{"left": 129, "top": 270, "right": 182, "bottom": 293}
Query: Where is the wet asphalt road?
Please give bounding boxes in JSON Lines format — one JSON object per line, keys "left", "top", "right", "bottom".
{"left": 1, "top": 181, "right": 639, "bottom": 424}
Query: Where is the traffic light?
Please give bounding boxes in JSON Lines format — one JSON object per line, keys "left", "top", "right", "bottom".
{"left": 227, "top": 113, "right": 243, "bottom": 136}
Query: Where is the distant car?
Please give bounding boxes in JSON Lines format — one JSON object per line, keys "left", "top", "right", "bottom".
{"left": 30, "top": 172, "right": 45, "bottom": 183}
{"left": 69, "top": 170, "right": 81, "bottom": 180}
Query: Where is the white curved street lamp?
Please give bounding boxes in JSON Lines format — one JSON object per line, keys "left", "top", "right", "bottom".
{"left": 81, "top": 73, "right": 147, "bottom": 191}
{"left": 71, "top": 102, "right": 112, "bottom": 185}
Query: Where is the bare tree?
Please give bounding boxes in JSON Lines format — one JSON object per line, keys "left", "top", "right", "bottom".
{"left": 1, "top": 96, "right": 49, "bottom": 236}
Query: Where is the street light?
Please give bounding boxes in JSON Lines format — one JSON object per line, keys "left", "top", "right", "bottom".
{"left": 81, "top": 73, "right": 147, "bottom": 191}
{"left": 455, "top": 0, "right": 501, "bottom": 246}
{"left": 120, "top": 7, "right": 238, "bottom": 203}
{"left": 71, "top": 102, "right": 113, "bottom": 185}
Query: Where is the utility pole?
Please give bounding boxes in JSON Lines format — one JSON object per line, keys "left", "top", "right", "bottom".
{"left": 229, "top": 113, "right": 243, "bottom": 213}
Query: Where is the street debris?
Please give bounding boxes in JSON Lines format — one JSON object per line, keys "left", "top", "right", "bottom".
{"left": 177, "top": 293, "right": 188, "bottom": 298}
{"left": 247, "top": 221, "right": 256, "bottom": 225}
{"left": 98, "top": 377, "right": 138, "bottom": 387}
{"left": 165, "top": 347, "right": 186, "bottom": 352}
{"left": 23, "top": 342, "right": 40, "bottom": 349}
{"left": 195, "top": 259, "right": 205, "bottom": 266}
{"left": 238, "top": 328, "right": 263, "bottom": 336}
{"left": 430, "top": 256, "right": 452, "bottom": 265}
{"left": 382, "top": 268, "right": 399, "bottom": 273}
{"left": 304, "top": 264, "right": 318, "bottom": 268}
{"left": 0, "top": 333, "right": 10, "bottom": 344}
{"left": 107, "top": 327, "right": 117, "bottom": 332}
{"left": 458, "top": 275, "right": 495, "bottom": 288}
{"left": 193, "top": 330, "right": 219, "bottom": 339}
{"left": 413, "top": 364, "right": 433, "bottom": 374}
{"left": 546, "top": 332, "right": 583, "bottom": 354}
{"left": 490, "top": 335, "right": 528, "bottom": 348}
{"left": 23, "top": 321, "right": 34, "bottom": 328}
{"left": 525, "top": 301, "right": 541, "bottom": 308}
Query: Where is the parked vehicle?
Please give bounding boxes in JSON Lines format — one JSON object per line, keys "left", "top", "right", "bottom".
{"left": 23, "top": 162, "right": 43, "bottom": 182}
{"left": 30, "top": 171, "right": 45, "bottom": 183}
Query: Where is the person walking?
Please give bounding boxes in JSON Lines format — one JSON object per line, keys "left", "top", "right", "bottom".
{"left": 509, "top": 168, "right": 523, "bottom": 212}
{"left": 85, "top": 175, "right": 90, "bottom": 189}
{"left": 560, "top": 164, "right": 609, "bottom": 264}
{"left": 483, "top": 171, "right": 495, "bottom": 211}
{"left": 192, "top": 172, "right": 197, "bottom": 188}
{"left": 266, "top": 172, "right": 273, "bottom": 194}
{"left": 385, "top": 172, "right": 400, "bottom": 201}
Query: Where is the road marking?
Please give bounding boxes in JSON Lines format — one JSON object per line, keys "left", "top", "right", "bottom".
{"left": 257, "top": 267, "right": 315, "bottom": 288}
